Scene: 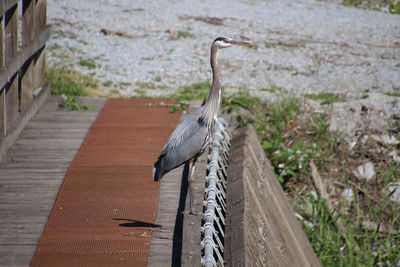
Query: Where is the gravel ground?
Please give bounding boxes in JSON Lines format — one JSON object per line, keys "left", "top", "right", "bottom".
{"left": 47, "top": 0, "right": 400, "bottom": 98}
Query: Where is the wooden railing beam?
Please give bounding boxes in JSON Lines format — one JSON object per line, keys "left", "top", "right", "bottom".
{"left": 0, "top": 25, "right": 51, "bottom": 92}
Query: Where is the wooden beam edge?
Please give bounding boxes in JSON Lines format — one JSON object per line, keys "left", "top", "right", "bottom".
{"left": 225, "top": 125, "right": 321, "bottom": 267}
{"left": 0, "top": 25, "right": 52, "bottom": 91}
{"left": 0, "top": 0, "right": 18, "bottom": 16}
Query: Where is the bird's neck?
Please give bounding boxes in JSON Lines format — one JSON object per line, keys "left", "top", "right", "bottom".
{"left": 203, "top": 46, "right": 221, "bottom": 124}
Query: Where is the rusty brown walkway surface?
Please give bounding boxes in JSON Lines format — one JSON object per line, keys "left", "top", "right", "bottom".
{"left": 0, "top": 97, "right": 177, "bottom": 267}
{"left": 0, "top": 96, "right": 107, "bottom": 266}
{"left": 28, "top": 98, "right": 180, "bottom": 266}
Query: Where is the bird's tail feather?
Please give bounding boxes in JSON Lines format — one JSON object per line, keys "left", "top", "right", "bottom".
{"left": 153, "top": 159, "right": 162, "bottom": 182}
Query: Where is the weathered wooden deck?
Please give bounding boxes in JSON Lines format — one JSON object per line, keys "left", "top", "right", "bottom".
{"left": 0, "top": 96, "right": 321, "bottom": 267}
{"left": 0, "top": 96, "right": 107, "bottom": 266}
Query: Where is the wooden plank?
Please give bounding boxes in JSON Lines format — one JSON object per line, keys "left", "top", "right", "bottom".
{"left": 225, "top": 126, "right": 321, "bottom": 267}
{"left": 147, "top": 166, "right": 185, "bottom": 267}
{"left": 22, "top": 0, "right": 35, "bottom": 43}
{"left": 4, "top": 3, "right": 18, "bottom": 133}
{"left": 0, "top": 89, "right": 5, "bottom": 138}
{"left": 0, "top": 15, "right": 4, "bottom": 68}
{"left": 33, "top": 0, "right": 46, "bottom": 90}
{"left": 0, "top": 245, "right": 37, "bottom": 267}
{"left": 0, "top": 84, "right": 49, "bottom": 161}
{"left": 0, "top": 1, "right": 14, "bottom": 16}
{"left": 35, "top": 0, "right": 46, "bottom": 35}
{"left": 0, "top": 16, "right": 5, "bottom": 138}
{"left": 14, "top": 128, "right": 90, "bottom": 139}
{"left": 181, "top": 155, "right": 207, "bottom": 267}
{"left": 148, "top": 104, "right": 200, "bottom": 267}
{"left": 20, "top": 0, "right": 35, "bottom": 111}
{"left": 0, "top": 0, "right": 18, "bottom": 16}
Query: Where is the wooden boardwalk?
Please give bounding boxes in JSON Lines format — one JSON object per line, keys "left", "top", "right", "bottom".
{"left": 0, "top": 96, "right": 202, "bottom": 266}
{"left": 148, "top": 101, "right": 207, "bottom": 267}
{"left": 0, "top": 96, "right": 321, "bottom": 267}
{"left": 0, "top": 96, "right": 106, "bottom": 266}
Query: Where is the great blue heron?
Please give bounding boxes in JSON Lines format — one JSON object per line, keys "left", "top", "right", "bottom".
{"left": 153, "top": 36, "right": 252, "bottom": 213}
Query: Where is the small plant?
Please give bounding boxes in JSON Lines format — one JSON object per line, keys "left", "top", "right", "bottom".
{"left": 45, "top": 66, "right": 96, "bottom": 110}
{"left": 135, "top": 81, "right": 166, "bottom": 90}
{"left": 174, "top": 82, "right": 211, "bottom": 101}
{"left": 135, "top": 81, "right": 156, "bottom": 89}
{"left": 103, "top": 80, "right": 113, "bottom": 87}
{"left": 170, "top": 102, "right": 190, "bottom": 114}
{"left": 177, "top": 30, "right": 194, "bottom": 39}
{"left": 342, "top": 0, "right": 392, "bottom": 10}
{"left": 306, "top": 92, "right": 346, "bottom": 105}
{"left": 79, "top": 58, "right": 97, "bottom": 69}
{"left": 343, "top": 0, "right": 362, "bottom": 6}
{"left": 60, "top": 94, "right": 93, "bottom": 110}
{"left": 389, "top": 1, "right": 400, "bottom": 13}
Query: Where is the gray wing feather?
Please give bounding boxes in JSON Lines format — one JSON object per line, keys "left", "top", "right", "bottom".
{"left": 161, "top": 108, "right": 206, "bottom": 154}
{"left": 158, "top": 107, "right": 209, "bottom": 172}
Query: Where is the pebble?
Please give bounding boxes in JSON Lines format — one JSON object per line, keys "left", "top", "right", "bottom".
{"left": 389, "top": 150, "right": 400, "bottom": 163}
{"left": 386, "top": 183, "right": 400, "bottom": 204}
{"left": 353, "top": 161, "right": 375, "bottom": 181}
{"left": 341, "top": 188, "right": 354, "bottom": 202}
{"left": 371, "top": 135, "right": 400, "bottom": 145}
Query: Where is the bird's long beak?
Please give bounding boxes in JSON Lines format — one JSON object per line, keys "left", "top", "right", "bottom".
{"left": 230, "top": 40, "right": 253, "bottom": 46}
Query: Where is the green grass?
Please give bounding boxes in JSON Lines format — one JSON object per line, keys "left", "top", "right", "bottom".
{"left": 223, "top": 91, "right": 400, "bottom": 266}
{"left": 177, "top": 30, "right": 194, "bottom": 39}
{"left": 46, "top": 67, "right": 88, "bottom": 96}
{"left": 306, "top": 92, "right": 346, "bottom": 105}
{"left": 341, "top": 0, "right": 398, "bottom": 13}
{"left": 174, "top": 82, "right": 211, "bottom": 101}
{"left": 79, "top": 58, "right": 97, "bottom": 69}
{"left": 154, "top": 82, "right": 212, "bottom": 114}
{"left": 385, "top": 87, "right": 400, "bottom": 97}
{"left": 45, "top": 66, "right": 102, "bottom": 110}
{"left": 135, "top": 81, "right": 161, "bottom": 90}
{"left": 389, "top": 1, "right": 400, "bottom": 13}
{"left": 103, "top": 80, "right": 113, "bottom": 87}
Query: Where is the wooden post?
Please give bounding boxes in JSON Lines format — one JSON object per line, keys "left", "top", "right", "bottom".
{"left": 4, "top": 3, "right": 18, "bottom": 133}
{"left": 0, "top": 15, "right": 5, "bottom": 137}
{"left": 20, "top": 0, "right": 35, "bottom": 111}
{"left": 33, "top": 0, "right": 46, "bottom": 91}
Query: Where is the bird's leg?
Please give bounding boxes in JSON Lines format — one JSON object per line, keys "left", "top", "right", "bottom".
{"left": 188, "top": 158, "right": 198, "bottom": 214}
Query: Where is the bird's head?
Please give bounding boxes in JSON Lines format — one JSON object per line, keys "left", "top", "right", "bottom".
{"left": 212, "top": 36, "right": 253, "bottom": 49}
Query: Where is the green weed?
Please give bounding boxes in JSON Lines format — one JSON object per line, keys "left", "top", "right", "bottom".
{"left": 306, "top": 92, "right": 346, "bottom": 105}
{"left": 177, "top": 30, "right": 194, "bottom": 39}
{"left": 79, "top": 58, "right": 97, "bottom": 69}
{"left": 170, "top": 102, "right": 190, "bottom": 114}
{"left": 342, "top": 0, "right": 392, "bottom": 10}
{"left": 45, "top": 66, "right": 99, "bottom": 110}
{"left": 135, "top": 81, "right": 166, "bottom": 90}
{"left": 174, "top": 82, "right": 211, "bottom": 101}
{"left": 103, "top": 80, "right": 113, "bottom": 87}
{"left": 389, "top": 1, "right": 400, "bottom": 13}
